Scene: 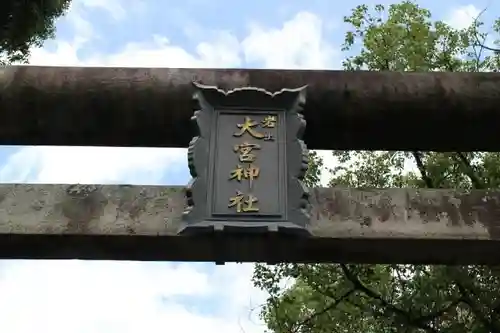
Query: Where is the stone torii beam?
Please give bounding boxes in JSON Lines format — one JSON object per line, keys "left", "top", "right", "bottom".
{"left": 1, "top": 66, "right": 500, "bottom": 151}
{"left": 0, "top": 184, "right": 499, "bottom": 264}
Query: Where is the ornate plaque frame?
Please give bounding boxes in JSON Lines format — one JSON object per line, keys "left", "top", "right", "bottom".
{"left": 178, "top": 82, "right": 310, "bottom": 236}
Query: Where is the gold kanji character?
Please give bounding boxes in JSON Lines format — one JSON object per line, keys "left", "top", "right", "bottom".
{"left": 261, "top": 115, "right": 277, "bottom": 128}
{"left": 229, "top": 165, "right": 245, "bottom": 182}
{"left": 233, "top": 116, "right": 265, "bottom": 139}
{"left": 233, "top": 142, "right": 261, "bottom": 163}
{"left": 229, "top": 164, "right": 260, "bottom": 187}
{"left": 228, "top": 191, "right": 259, "bottom": 213}
{"left": 263, "top": 133, "right": 274, "bottom": 141}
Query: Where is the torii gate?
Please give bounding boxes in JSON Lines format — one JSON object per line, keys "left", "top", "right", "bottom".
{"left": 0, "top": 65, "right": 499, "bottom": 264}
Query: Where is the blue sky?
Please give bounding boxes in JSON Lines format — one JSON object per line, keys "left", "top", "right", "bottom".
{"left": 0, "top": 0, "right": 497, "bottom": 332}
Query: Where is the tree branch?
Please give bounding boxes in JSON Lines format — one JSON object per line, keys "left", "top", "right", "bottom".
{"left": 452, "top": 152, "right": 484, "bottom": 189}
{"left": 475, "top": 43, "right": 500, "bottom": 53}
{"left": 340, "top": 264, "right": 439, "bottom": 333}
{"left": 412, "top": 299, "right": 463, "bottom": 326}
{"left": 412, "top": 151, "right": 434, "bottom": 188}
{"left": 294, "top": 288, "right": 355, "bottom": 333}
{"left": 470, "top": 6, "right": 500, "bottom": 54}
{"left": 454, "top": 278, "right": 500, "bottom": 333}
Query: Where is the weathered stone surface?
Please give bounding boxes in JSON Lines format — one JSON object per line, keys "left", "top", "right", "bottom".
{"left": 0, "top": 184, "right": 499, "bottom": 263}
{"left": 2, "top": 66, "right": 500, "bottom": 151}
{"left": 0, "top": 184, "right": 185, "bottom": 235}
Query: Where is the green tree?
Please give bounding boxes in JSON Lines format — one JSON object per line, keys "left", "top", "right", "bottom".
{"left": 2, "top": 0, "right": 71, "bottom": 65}
{"left": 253, "top": 2, "right": 500, "bottom": 332}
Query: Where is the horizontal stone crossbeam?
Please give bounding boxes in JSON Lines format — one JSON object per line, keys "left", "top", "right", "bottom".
{"left": 0, "top": 184, "right": 498, "bottom": 264}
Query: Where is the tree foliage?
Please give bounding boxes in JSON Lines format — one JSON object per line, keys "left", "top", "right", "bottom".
{"left": 253, "top": 2, "right": 500, "bottom": 332}
{"left": 2, "top": 0, "right": 71, "bottom": 65}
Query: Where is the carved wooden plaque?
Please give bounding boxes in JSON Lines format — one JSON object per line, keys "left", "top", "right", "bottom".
{"left": 178, "top": 82, "right": 310, "bottom": 236}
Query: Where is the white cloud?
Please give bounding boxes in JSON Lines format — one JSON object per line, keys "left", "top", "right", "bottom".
{"left": 79, "top": 0, "right": 128, "bottom": 20}
{"left": 1, "top": 2, "right": 337, "bottom": 333}
{"left": 29, "top": 10, "right": 335, "bottom": 69}
{"left": 242, "top": 11, "right": 336, "bottom": 69}
{"left": 446, "top": 4, "right": 481, "bottom": 29}
{"left": 84, "top": 33, "right": 243, "bottom": 68}
{"left": 0, "top": 146, "right": 187, "bottom": 184}
{"left": 0, "top": 261, "right": 266, "bottom": 333}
